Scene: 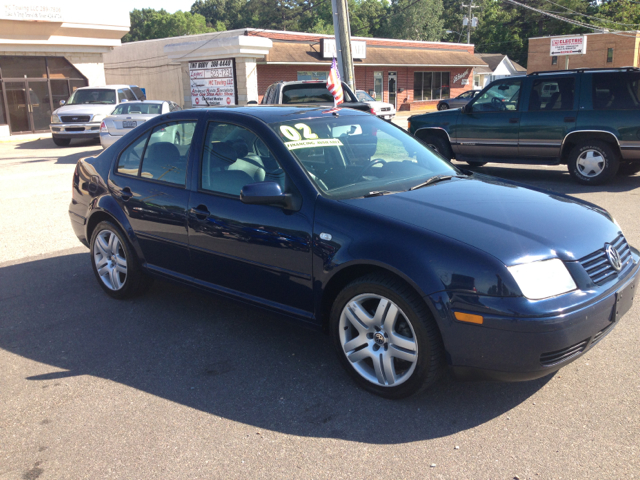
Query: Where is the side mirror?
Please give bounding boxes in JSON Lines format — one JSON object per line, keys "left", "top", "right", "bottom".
{"left": 462, "top": 103, "right": 472, "bottom": 113}
{"left": 240, "top": 182, "right": 298, "bottom": 210}
{"left": 59, "top": 100, "right": 66, "bottom": 106}
{"left": 120, "top": 99, "right": 128, "bottom": 103}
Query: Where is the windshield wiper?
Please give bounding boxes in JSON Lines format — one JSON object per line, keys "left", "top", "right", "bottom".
{"left": 364, "top": 190, "right": 395, "bottom": 197}
{"left": 410, "top": 174, "right": 466, "bottom": 191}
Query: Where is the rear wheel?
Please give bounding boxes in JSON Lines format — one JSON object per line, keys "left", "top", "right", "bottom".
{"left": 330, "top": 274, "right": 444, "bottom": 399}
{"left": 52, "top": 136, "right": 70, "bottom": 147}
{"left": 568, "top": 140, "right": 619, "bottom": 185}
{"left": 90, "top": 221, "right": 152, "bottom": 299}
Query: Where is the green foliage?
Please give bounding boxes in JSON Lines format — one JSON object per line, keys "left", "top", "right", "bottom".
{"left": 123, "top": 8, "right": 214, "bottom": 43}
{"left": 595, "top": 0, "right": 640, "bottom": 29}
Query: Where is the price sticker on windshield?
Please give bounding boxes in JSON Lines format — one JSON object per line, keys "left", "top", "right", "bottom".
{"left": 285, "top": 138, "right": 343, "bottom": 150}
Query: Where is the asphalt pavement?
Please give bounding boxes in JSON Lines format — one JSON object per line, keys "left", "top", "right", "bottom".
{"left": 1, "top": 134, "right": 639, "bottom": 479}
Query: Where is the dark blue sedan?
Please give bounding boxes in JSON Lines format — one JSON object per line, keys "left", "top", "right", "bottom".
{"left": 69, "top": 106, "right": 638, "bottom": 399}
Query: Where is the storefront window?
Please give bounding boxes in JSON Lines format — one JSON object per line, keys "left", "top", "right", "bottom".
{"left": 0, "top": 83, "right": 6, "bottom": 125}
{"left": 297, "top": 71, "right": 328, "bottom": 81}
{"left": 414, "top": 72, "right": 451, "bottom": 101}
{"left": 47, "top": 57, "right": 83, "bottom": 79}
{"left": 374, "top": 71, "right": 383, "bottom": 100}
{"left": 0, "top": 56, "right": 47, "bottom": 78}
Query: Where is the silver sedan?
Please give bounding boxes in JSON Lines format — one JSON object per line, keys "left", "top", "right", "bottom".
{"left": 100, "top": 100, "right": 181, "bottom": 149}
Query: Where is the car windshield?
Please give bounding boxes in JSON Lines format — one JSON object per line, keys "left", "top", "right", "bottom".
{"left": 67, "top": 89, "right": 116, "bottom": 105}
{"left": 111, "top": 103, "right": 163, "bottom": 115}
{"left": 356, "top": 91, "right": 375, "bottom": 102}
{"left": 270, "top": 115, "right": 458, "bottom": 199}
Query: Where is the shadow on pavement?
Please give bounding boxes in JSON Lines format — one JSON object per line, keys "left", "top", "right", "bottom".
{"left": 0, "top": 252, "right": 551, "bottom": 444}
{"left": 458, "top": 162, "right": 640, "bottom": 195}
{"left": 8, "top": 138, "right": 102, "bottom": 165}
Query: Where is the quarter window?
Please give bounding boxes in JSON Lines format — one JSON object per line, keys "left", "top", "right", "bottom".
{"left": 592, "top": 72, "right": 640, "bottom": 110}
{"left": 201, "top": 123, "right": 284, "bottom": 196}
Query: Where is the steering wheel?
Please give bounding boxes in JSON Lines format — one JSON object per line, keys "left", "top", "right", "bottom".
{"left": 491, "top": 97, "right": 506, "bottom": 111}
{"left": 358, "top": 158, "right": 387, "bottom": 179}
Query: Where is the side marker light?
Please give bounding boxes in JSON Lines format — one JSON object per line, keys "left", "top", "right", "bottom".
{"left": 454, "top": 311, "right": 484, "bottom": 325}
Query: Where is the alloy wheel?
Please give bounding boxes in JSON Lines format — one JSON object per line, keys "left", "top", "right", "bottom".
{"left": 338, "top": 294, "right": 418, "bottom": 387}
{"left": 93, "top": 229, "right": 128, "bottom": 291}
{"left": 576, "top": 149, "right": 605, "bottom": 178}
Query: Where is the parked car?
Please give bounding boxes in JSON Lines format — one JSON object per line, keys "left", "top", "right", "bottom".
{"left": 69, "top": 106, "right": 638, "bottom": 399}
{"left": 261, "top": 80, "right": 373, "bottom": 114}
{"left": 408, "top": 67, "right": 640, "bottom": 185}
{"left": 50, "top": 85, "right": 145, "bottom": 147}
{"left": 355, "top": 90, "right": 396, "bottom": 120}
{"left": 436, "top": 90, "right": 481, "bottom": 110}
{"left": 100, "top": 100, "right": 182, "bottom": 149}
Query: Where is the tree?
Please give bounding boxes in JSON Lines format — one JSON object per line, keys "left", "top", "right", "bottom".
{"left": 123, "top": 9, "right": 214, "bottom": 42}
{"left": 384, "top": 0, "right": 444, "bottom": 41}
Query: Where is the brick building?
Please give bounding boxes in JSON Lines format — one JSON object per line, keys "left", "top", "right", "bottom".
{"left": 104, "top": 29, "right": 486, "bottom": 111}
{"left": 527, "top": 31, "right": 640, "bottom": 73}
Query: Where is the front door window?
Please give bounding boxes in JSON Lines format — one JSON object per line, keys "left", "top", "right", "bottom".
{"left": 470, "top": 80, "right": 522, "bottom": 112}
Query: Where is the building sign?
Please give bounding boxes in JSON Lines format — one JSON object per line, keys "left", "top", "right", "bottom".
{"left": 452, "top": 69, "right": 470, "bottom": 85}
{"left": 322, "top": 39, "right": 367, "bottom": 59}
{"left": 1, "top": 4, "right": 63, "bottom": 21}
{"left": 550, "top": 36, "right": 587, "bottom": 56}
{"left": 189, "top": 59, "right": 236, "bottom": 107}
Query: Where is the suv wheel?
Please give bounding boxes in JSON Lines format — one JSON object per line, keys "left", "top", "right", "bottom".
{"left": 421, "top": 134, "right": 453, "bottom": 161}
{"left": 568, "top": 141, "right": 619, "bottom": 185}
{"left": 330, "top": 274, "right": 444, "bottom": 399}
{"left": 52, "top": 136, "right": 71, "bottom": 147}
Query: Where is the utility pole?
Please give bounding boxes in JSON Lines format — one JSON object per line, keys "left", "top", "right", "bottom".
{"left": 331, "top": 0, "right": 356, "bottom": 91}
{"left": 461, "top": 1, "right": 480, "bottom": 44}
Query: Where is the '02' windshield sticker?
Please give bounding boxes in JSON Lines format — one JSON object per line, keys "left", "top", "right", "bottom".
{"left": 285, "top": 138, "right": 343, "bottom": 150}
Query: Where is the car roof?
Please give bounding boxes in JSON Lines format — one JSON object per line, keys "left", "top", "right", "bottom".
{"left": 196, "top": 105, "right": 368, "bottom": 123}
{"left": 118, "top": 100, "right": 165, "bottom": 105}
{"left": 75, "top": 85, "right": 138, "bottom": 90}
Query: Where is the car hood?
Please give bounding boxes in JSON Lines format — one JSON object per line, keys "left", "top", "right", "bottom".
{"left": 53, "top": 104, "right": 117, "bottom": 116}
{"left": 341, "top": 175, "right": 620, "bottom": 266}
{"left": 365, "top": 100, "right": 395, "bottom": 110}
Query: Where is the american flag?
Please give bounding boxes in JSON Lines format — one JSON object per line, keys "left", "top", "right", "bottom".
{"left": 326, "top": 58, "right": 344, "bottom": 106}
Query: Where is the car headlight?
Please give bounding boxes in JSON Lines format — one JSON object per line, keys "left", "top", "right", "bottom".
{"left": 50, "top": 115, "right": 60, "bottom": 124}
{"left": 507, "top": 258, "right": 577, "bottom": 300}
{"left": 92, "top": 114, "right": 106, "bottom": 123}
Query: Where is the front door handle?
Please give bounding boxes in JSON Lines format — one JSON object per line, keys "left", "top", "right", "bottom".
{"left": 190, "top": 205, "right": 210, "bottom": 220}
{"left": 564, "top": 116, "right": 576, "bottom": 123}
{"left": 509, "top": 118, "right": 519, "bottom": 124}
{"left": 118, "top": 186, "right": 132, "bottom": 201}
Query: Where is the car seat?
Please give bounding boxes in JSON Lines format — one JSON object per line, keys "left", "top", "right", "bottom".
{"left": 544, "top": 92, "right": 560, "bottom": 110}
{"left": 228, "top": 140, "right": 266, "bottom": 182}
{"left": 529, "top": 90, "right": 542, "bottom": 111}
{"left": 204, "top": 141, "right": 253, "bottom": 195}
{"left": 141, "top": 142, "right": 185, "bottom": 184}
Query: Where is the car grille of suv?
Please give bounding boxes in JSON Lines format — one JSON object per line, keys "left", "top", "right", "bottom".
{"left": 381, "top": 107, "right": 391, "bottom": 112}
{"left": 60, "top": 115, "right": 91, "bottom": 123}
{"left": 578, "top": 234, "right": 632, "bottom": 285}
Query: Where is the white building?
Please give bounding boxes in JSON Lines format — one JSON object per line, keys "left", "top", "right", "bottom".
{"left": 473, "top": 53, "right": 526, "bottom": 89}
{"left": 0, "top": 1, "right": 129, "bottom": 137}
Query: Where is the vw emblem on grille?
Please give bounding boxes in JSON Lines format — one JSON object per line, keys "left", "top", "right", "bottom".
{"left": 605, "top": 243, "right": 622, "bottom": 271}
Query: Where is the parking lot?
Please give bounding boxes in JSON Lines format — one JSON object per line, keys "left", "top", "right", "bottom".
{"left": 1, "top": 135, "right": 639, "bottom": 479}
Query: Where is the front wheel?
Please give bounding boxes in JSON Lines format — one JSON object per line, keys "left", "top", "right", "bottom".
{"left": 52, "top": 136, "right": 71, "bottom": 147}
{"left": 420, "top": 134, "right": 453, "bottom": 161}
{"left": 438, "top": 103, "right": 449, "bottom": 111}
{"left": 330, "top": 274, "right": 444, "bottom": 399}
{"left": 90, "top": 221, "right": 152, "bottom": 299}
{"left": 567, "top": 141, "right": 619, "bottom": 185}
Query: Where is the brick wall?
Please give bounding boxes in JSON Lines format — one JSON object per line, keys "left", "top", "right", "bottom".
{"left": 527, "top": 32, "right": 640, "bottom": 73}
{"left": 257, "top": 64, "right": 474, "bottom": 110}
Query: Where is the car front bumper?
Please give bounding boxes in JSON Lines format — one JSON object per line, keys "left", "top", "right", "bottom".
{"left": 51, "top": 123, "right": 100, "bottom": 139}
{"left": 429, "top": 258, "right": 639, "bottom": 381}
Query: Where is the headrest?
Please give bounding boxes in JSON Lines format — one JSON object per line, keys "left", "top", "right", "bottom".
{"left": 210, "top": 141, "right": 237, "bottom": 168}
{"left": 146, "top": 142, "right": 180, "bottom": 161}
{"left": 232, "top": 140, "right": 249, "bottom": 158}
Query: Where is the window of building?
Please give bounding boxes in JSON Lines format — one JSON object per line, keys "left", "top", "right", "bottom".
{"left": 474, "top": 74, "right": 481, "bottom": 88}
{"left": 413, "top": 72, "right": 451, "bottom": 101}
{"left": 0, "top": 83, "right": 5, "bottom": 125}
{"left": 374, "top": 71, "right": 383, "bottom": 100}
{"left": 552, "top": 56, "right": 558, "bottom": 65}
{"left": 0, "top": 56, "right": 46, "bottom": 78}
{"left": 529, "top": 78, "right": 575, "bottom": 111}
{"left": 607, "top": 48, "right": 614, "bottom": 63}
{"left": 297, "top": 71, "right": 328, "bottom": 81}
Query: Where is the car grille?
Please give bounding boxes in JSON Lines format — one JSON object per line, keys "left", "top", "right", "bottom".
{"left": 578, "top": 234, "right": 632, "bottom": 285}
{"left": 60, "top": 115, "right": 91, "bottom": 123}
{"left": 65, "top": 127, "right": 84, "bottom": 132}
{"left": 540, "top": 321, "right": 615, "bottom": 367}
{"left": 381, "top": 107, "right": 391, "bottom": 112}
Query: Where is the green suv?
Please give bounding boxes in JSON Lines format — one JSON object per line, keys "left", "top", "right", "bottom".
{"left": 408, "top": 67, "right": 640, "bottom": 185}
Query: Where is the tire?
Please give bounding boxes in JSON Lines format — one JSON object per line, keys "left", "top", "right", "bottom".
{"left": 466, "top": 161, "right": 487, "bottom": 167}
{"left": 617, "top": 161, "right": 640, "bottom": 176}
{"left": 330, "top": 273, "right": 445, "bottom": 399}
{"left": 90, "top": 221, "right": 153, "bottom": 299}
{"left": 52, "top": 136, "right": 71, "bottom": 147}
{"left": 421, "top": 134, "right": 453, "bottom": 161}
{"left": 567, "top": 140, "right": 619, "bottom": 185}
{"left": 438, "top": 103, "right": 449, "bottom": 111}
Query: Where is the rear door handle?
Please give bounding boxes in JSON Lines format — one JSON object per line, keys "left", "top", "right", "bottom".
{"left": 509, "top": 118, "right": 519, "bottom": 124}
{"left": 190, "top": 205, "right": 210, "bottom": 220}
{"left": 564, "top": 116, "right": 576, "bottom": 122}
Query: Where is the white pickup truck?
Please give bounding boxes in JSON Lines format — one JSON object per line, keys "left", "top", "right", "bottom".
{"left": 49, "top": 85, "right": 145, "bottom": 146}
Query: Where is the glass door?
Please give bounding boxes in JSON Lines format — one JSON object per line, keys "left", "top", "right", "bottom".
{"left": 374, "top": 71, "right": 383, "bottom": 101}
{"left": 28, "top": 80, "right": 52, "bottom": 131}
{"left": 5, "top": 81, "right": 30, "bottom": 133}
{"left": 388, "top": 71, "right": 397, "bottom": 109}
